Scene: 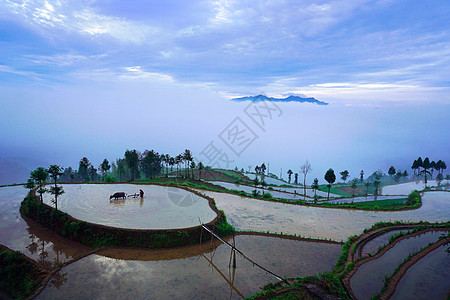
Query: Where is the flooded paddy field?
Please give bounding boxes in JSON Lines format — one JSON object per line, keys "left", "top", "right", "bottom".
{"left": 204, "top": 191, "right": 450, "bottom": 241}
{"left": 42, "top": 184, "right": 217, "bottom": 229}
{"left": 0, "top": 185, "right": 92, "bottom": 267}
{"left": 390, "top": 244, "right": 450, "bottom": 300}
{"left": 349, "top": 231, "right": 446, "bottom": 300}
{"left": 381, "top": 180, "right": 437, "bottom": 195}
{"left": 357, "top": 229, "right": 405, "bottom": 258}
{"left": 35, "top": 235, "right": 342, "bottom": 299}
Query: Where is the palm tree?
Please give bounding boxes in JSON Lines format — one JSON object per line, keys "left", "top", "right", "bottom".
{"left": 183, "top": 149, "right": 193, "bottom": 178}
{"left": 324, "top": 168, "right": 336, "bottom": 201}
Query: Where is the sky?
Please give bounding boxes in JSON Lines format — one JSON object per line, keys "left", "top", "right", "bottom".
{"left": 0, "top": 0, "right": 449, "bottom": 184}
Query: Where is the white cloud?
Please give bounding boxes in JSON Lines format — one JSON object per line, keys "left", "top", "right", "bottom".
{"left": 3, "top": 0, "right": 154, "bottom": 44}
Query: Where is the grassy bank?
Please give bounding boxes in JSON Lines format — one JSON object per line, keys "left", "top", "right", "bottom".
{"left": 0, "top": 248, "right": 42, "bottom": 299}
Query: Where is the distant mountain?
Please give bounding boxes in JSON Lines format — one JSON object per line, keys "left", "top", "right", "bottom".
{"left": 231, "top": 94, "right": 328, "bottom": 105}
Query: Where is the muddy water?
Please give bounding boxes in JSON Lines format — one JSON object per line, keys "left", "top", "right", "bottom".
{"left": 203, "top": 191, "right": 450, "bottom": 241}
{"left": 391, "top": 244, "right": 450, "bottom": 300}
{"left": 0, "top": 186, "right": 91, "bottom": 269}
{"left": 42, "top": 184, "right": 217, "bottom": 229}
{"left": 350, "top": 231, "right": 445, "bottom": 300}
{"left": 36, "top": 235, "right": 342, "bottom": 299}
{"left": 357, "top": 229, "right": 405, "bottom": 258}
{"left": 382, "top": 180, "right": 438, "bottom": 195}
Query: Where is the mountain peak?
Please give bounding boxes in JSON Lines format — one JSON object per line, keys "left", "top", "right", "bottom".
{"left": 231, "top": 94, "right": 328, "bottom": 105}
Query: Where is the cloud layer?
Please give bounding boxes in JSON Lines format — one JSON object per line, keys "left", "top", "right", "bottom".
{"left": 1, "top": 0, "right": 449, "bottom": 104}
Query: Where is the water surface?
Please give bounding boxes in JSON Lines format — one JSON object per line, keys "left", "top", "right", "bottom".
{"left": 42, "top": 184, "right": 217, "bottom": 229}
{"left": 350, "top": 231, "right": 445, "bottom": 300}
{"left": 391, "top": 244, "right": 450, "bottom": 300}
{"left": 36, "top": 235, "right": 342, "bottom": 299}
{"left": 204, "top": 191, "right": 450, "bottom": 241}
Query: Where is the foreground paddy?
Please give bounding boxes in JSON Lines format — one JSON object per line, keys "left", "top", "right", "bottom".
{"left": 42, "top": 184, "right": 217, "bottom": 229}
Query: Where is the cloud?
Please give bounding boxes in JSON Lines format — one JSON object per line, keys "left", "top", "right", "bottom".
{"left": 2, "top": 0, "right": 154, "bottom": 43}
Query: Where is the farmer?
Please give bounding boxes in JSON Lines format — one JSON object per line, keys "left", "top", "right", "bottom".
{"left": 139, "top": 189, "right": 144, "bottom": 198}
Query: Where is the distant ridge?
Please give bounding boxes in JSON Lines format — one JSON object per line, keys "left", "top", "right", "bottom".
{"left": 232, "top": 94, "right": 328, "bottom": 105}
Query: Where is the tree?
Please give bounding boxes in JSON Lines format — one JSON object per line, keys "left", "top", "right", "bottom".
{"left": 340, "top": 170, "right": 349, "bottom": 183}
{"left": 436, "top": 173, "right": 443, "bottom": 186}
{"left": 24, "top": 178, "right": 36, "bottom": 193}
{"left": 360, "top": 170, "right": 364, "bottom": 182}
{"left": 388, "top": 166, "right": 396, "bottom": 178}
{"left": 116, "top": 158, "right": 126, "bottom": 181}
{"left": 99, "top": 159, "right": 111, "bottom": 180}
{"left": 183, "top": 149, "right": 193, "bottom": 178}
{"left": 287, "top": 169, "right": 293, "bottom": 184}
{"left": 395, "top": 170, "right": 402, "bottom": 182}
{"left": 420, "top": 157, "right": 431, "bottom": 187}
{"left": 416, "top": 157, "right": 423, "bottom": 177}
{"left": 411, "top": 159, "right": 418, "bottom": 178}
{"left": 351, "top": 178, "right": 358, "bottom": 196}
{"left": 311, "top": 178, "right": 319, "bottom": 200}
{"left": 88, "top": 165, "right": 98, "bottom": 182}
{"left": 125, "top": 149, "right": 139, "bottom": 181}
{"left": 190, "top": 161, "right": 196, "bottom": 179}
{"left": 440, "top": 160, "right": 447, "bottom": 174}
{"left": 253, "top": 177, "right": 259, "bottom": 187}
{"left": 30, "top": 167, "right": 48, "bottom": 203}
{"left": 430, "top": 161, "right": 436, "bottom": 179}
{"left": 78, "top": 157, "right": 90, "bottom": 182}
{"left": 198, "top": 162, "right": 204, "bottom": 180}
{"left": 373, "top": 172, "right": 382, "bottom": 195}
{"left": 260, "top": 163, "right": 267, "bottom": 175}
{"left": 48, "top": 165, "right": 64, "bottom": 211}
{"left": 300, "top": 161, "right": 312, "bottom": 196}
{"left": 294, "top": 173, "right": 298, "bottom": 185}
{"left": 402, "top": 170, "right": 408, "bottom": 178}
{"left": 365, "top": 181, "right": 371, "bottom": 195}
{"left": 324, "top": 168, "right": 336, "bottom": 201}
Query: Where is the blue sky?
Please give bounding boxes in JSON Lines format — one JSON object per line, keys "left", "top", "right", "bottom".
{"left": 1, "top": 0, "right": 449, "bottom": 182}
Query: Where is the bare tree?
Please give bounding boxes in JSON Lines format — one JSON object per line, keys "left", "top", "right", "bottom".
{"left": 300, "top": 161, "right": 312, "bottom": 197}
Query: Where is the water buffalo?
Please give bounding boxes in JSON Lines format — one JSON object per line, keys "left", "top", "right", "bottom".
{"left": 110, "top": 192, "right": 126, "bottom": 200}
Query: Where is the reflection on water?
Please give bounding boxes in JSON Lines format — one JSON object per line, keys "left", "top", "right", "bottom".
{"left": 36, "top": 235, "right": 342, "bottom": 299}
{"left": 42, "top": 184, "right": 217, "bottom": 229}
{"left": 357, "top": 229, "right": 405, "bottom": 258}
{"left": 350, "top": 231, "right": 446, "bottom": 300}
{"left": 391, "top": 244, "right": 450, "bottom": 300}
{"left": 0, "top": 186, "right": 92, "bottom": 269}
{"left": 204, "top": 191, "right": 450, "bottom": 241}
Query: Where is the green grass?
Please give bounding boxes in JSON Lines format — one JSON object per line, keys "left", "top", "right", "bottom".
{"left": 0, "top": 250, "right": 41, "bottom": 299}
{"left": 352, "top": 198, "right": 407, "bottom": 206}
